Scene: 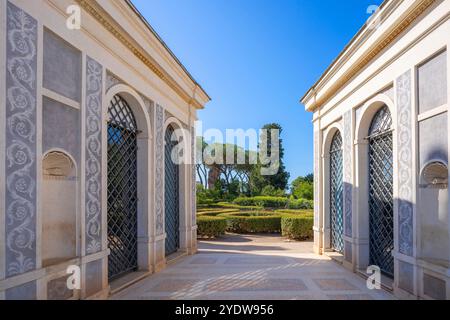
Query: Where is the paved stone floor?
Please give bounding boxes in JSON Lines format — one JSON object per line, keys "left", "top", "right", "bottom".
{"left": 111, "top": 234, "right": 394, "bottom": 300}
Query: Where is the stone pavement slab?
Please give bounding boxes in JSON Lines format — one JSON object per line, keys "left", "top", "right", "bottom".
{"left": 111, "top": 234, "right": 394, "bottom": 300}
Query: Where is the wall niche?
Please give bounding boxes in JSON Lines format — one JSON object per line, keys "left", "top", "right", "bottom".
{"left": 42, "top": 152, "right": 78, "bottom": 267}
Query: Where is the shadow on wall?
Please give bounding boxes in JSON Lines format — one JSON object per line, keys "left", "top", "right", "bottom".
{"left": 418, "top": 151, "right": 449, "bottom": 265}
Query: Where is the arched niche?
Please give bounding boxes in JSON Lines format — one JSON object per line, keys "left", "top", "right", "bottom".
{"left": 418, "top": 160, "right": 449, "bottom": 265}
{"left": 42, "top": 151, "right": 78, "bottom": 267}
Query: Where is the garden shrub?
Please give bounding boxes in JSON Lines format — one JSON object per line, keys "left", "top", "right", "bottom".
{"left": 220, "top": 212, "right": 282, "bottom": 233}
{"left": 287, "top": 198, "right": 314, "bottom": 210}
{"left": 233, "top": 196, "right": 289, "bottom": 209}
{"left": 261, "top": 185, "right": 286, "bottom": 197}
{"left": 281, "top": 215, "right": 314, "bottom": 240}
{"left": 197, "top": 216, "right": 228, "bottom": 238}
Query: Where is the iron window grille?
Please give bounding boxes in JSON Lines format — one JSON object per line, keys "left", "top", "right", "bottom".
{"left": 165, "top": 125, "right": 180, "bottom": 256}
{"left": 368, "top": 105, "right": 394, "bottom": 278}
{"left": 330, "top": 131, "right": 344, "bottom": 254}
{"left": 107, "top": 95, "right": 139, "bottom": 281}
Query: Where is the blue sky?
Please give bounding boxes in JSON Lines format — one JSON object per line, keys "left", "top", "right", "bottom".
{"left": 132, "top": 0, "right": 383, "bottom": 183}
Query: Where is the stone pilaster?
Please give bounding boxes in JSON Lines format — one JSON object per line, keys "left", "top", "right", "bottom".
{"left": 395, "top": 70, "right": 416, "bottom": 296}
{"left": 313, "top": 124, "right": 322, "bottom": 255}
{"left": 153, "top": 104, "right": 165, "bottom": 271}
{"left": 343, "top": 111, "right": 354, "bottom": 267}
{"left": 2, "top": 1, "right": 38, "bottom": 300}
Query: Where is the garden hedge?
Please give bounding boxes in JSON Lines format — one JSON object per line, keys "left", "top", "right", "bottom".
{"left": 275, "top": 209, "right": 314, "bottom": 216}
{"left": 232, "top": 196, "right": 313, "bottom": 210}
{"left": 197, "top": 209, "right": 240, "bottom": 217}
{"left": 220, "top": 212, "right": 282, "bottom": 233}
{"left": 197, "top": 216, "right": 228, "bottom": 238}
{"left": 213, "top": 202, "right": 263, "bottom": 211}
{"left": 281, "top": 215, "right": 314, "bottom": 241}
{"left": 287, "top": 199, "right": 314, "bottom": 210}
{"left": 233, "top": 196, "right": 289, "bottom": 209}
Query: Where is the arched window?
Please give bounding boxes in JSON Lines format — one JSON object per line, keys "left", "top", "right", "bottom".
{"left": 330, "top": 131, "right": 344, "bottom": 253}
{"left": 107, "top": 94, "right": 138, "bottom": 280}
{"left": 368, "top": 105, "right": 394, "bottom": 277}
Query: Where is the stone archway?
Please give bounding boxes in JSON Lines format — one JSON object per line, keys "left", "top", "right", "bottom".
{"left": 367, "top": 105, "right": 394, "bottom": 277}
{"left": 103, "top": 84, "right": 153, "bottom": 280}
{"left": 354, "top": 94, "right": 396, "bottom": 276}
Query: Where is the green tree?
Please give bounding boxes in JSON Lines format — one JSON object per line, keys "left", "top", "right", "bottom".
{"left": 261, "top": 185, "right": 286, "bottom": 197}
{"left": 250, "top": 123, "right": 290, "bottom": 194}
{"left": 291, "top": 174, "right": 314, "bottom": 200}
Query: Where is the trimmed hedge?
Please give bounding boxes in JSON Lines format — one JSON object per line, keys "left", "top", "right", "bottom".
{"left": 197, "top": 216, "right": 228, "bottom": 238}
{"left": 197, "top": 198, "right": 215, "bottom": 206}
{"left": 197, "top": 209, "right": 240, "bottom": 217}
{"left": 232, "top": 197, "right": 313, "bottom": 210}
{"left": 213, "top": 202, "right": 263, "bottom": 211}
{"left": 275, "top": 209, "right": 314, "bottom": 216}
{"left": 233, "top": 196, "right": 289, "bottom": 209}
{"left": 281, "top": 215, "right": 314, "bottom": 241}
{"left": 287, "top": 199, "right": 314, "bottom": 210}
{"left": 220, "top": 212, "right": 282, "bottom": 233}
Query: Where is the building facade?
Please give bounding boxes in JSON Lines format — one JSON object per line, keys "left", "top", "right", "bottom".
{"left": 0, "top": 0, "right": 209, "bottom": 300}
{"left": 302, "top": 0, "right": 450, "bottom": 300}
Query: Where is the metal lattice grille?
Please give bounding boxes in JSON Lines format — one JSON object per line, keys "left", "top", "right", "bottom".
{"left": 165, "top": 125, "right": 180, "bottom": 256}
{"left": 368, "top": 106, "right": 394, "bottom": 278}
{"left": 107, "top": 95, "right": 138, "bottom": 281}
{"left": 330, "top": 132, "right": 344, "bottom": 254}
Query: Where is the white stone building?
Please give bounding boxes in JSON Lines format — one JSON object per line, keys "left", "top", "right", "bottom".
{"left": 301, "top": 0, "right": 450, "bottom": 300}
{"left": 0, "top": 0, "right": 209, "bottom": 299}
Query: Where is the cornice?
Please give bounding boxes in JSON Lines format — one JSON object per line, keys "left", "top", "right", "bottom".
{"left": 302, "top": 0, "right": 436, "bottom": 112}
{"left": 76, "top": 0, "right": 209, "bottom": 109}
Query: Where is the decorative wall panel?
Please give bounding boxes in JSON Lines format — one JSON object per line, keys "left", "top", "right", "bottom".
{"left": 396, "top": 71, "right": 413, "bottom": 257}
{"left": 418, "top": 50, "right": 447, "bottom": 114}
{"left": 43, "top": 97, "right": 81, "bottom": 164}
{"left": 47, "top": 276, "right": 73, "bottom": 300}
{"left": 155, "top": 104, "right": 165, "bottom": 235}
{"left": 85, "top": 57, "right": 103, "bottom": 255}
{"left": 106, "top": 71, "right": 123, "bottom": 92}
{"left": 398, "top": 261, "right": 414, "bottom": 294}
{"left": 43, "top": 29, "right": 81, "bottom": 102}
{"left": 5, "top": 2, "right": 38, "bottom": 278}
{"left": 85, "top": 260, "right": 102, "bottom": 297}
{"left": 5, "top": 280, "right": 36, "bottom": 300}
